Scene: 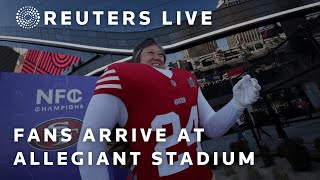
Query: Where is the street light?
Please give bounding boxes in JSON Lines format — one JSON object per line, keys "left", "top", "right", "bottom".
{"left": 238, "top": 44, "right": 262, "bottom": 150}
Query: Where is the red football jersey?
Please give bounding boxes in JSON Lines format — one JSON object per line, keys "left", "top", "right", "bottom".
{"left": 94, "top": 62, "right": 212, "bottom": 180}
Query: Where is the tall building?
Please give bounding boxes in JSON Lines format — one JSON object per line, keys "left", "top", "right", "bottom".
{"left": 226, "top": 28, "right": 264, "bottom": 49}
{"left": 184, "top": 41, "right": 218, "bottom": 59}
{"left": 216, "top": 1, "right": 264, "bottom": 51}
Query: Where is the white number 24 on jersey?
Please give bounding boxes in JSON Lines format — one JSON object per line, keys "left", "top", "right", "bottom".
{"left": 151, "top": 105, "right": 202, "bottom": 177}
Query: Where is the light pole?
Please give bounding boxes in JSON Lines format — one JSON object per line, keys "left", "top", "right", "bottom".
{"left": 239, "top": 45, "right": 262, "bottom": 150}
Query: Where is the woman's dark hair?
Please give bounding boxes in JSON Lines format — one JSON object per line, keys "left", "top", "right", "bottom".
{"left": 132, "top": 38, "right": 166, "bottom": 63}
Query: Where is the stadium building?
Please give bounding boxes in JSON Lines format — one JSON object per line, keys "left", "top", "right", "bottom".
{"left": 1, "top": 0, "right": 319, "bottom": 109}
{"left": 1, "top": 1, "right": 320, "bottom": 179}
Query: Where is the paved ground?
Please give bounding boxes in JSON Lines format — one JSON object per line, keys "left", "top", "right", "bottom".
{"left": 212, "top": 157, "right": 320, "bottom": 180}
{"left": 202, "top": 114, "right": 320, "bottom": 158}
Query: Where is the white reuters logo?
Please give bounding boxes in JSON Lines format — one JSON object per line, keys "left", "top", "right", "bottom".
{"left": 16, "top": 6, "right": 40, "bottom": 29}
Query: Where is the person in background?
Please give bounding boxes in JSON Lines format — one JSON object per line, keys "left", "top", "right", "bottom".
{"left": 251, "top": 112, "right": 272, "bottom": 140}
{"left": 271, "top": 111, "right": 288, "bottom": 140}
{"left": 300, "top": 97, "right": 312, "bottom": 119}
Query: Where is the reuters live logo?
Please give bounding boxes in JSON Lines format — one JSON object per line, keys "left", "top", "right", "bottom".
{"left": 29, "top": 117, "right": 82, "bottom": 150}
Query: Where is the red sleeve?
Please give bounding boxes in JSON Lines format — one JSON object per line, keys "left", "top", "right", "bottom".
{"left": 93, "top": 64, "right": 124, "bottom": 97}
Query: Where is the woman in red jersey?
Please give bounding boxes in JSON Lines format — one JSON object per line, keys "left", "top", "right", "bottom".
{"left": 78, "top": 38, "right": 261, "bottom": 180}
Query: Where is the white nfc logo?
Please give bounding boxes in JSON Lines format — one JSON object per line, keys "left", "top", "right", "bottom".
{"left": 36, "top": 89, "right": 83, "bottom": 105}
{"left": 16, "top": 6, "right": 40, "bottom": 29}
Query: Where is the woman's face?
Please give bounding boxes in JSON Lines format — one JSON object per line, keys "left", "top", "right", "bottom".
{"left": 139, "top": 44, "right": 165, "bottom": 68}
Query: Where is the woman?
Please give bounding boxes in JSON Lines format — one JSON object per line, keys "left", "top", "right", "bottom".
{"left": 77, "top": 38, "right": 261, "bottom": 180}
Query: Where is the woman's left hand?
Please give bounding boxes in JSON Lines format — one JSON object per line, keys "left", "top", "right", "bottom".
{"left": 232, "top": 74, "right": 261, "bottom": 109}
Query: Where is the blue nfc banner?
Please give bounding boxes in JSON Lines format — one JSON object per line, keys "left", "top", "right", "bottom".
{"left": 0, "top": 72, "right": 129, "bottom": 180}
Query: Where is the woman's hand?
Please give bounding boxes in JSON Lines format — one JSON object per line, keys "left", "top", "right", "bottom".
{"left": 232, "top": 75, "right": 261, "bottom": 109}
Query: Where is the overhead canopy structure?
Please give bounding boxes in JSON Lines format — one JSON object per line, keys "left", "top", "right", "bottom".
{"left": 0, "top": 0, "right": 319, "bottom": 76}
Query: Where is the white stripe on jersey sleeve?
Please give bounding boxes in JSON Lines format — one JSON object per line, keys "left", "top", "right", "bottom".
{"left": 101, "top": 69, "right": 116, "bottom": 76}
{"left": 96, "top": 76, "right": 120, "bottom": 84}
{"left": 95, "top": 84, "right": 122, "bottom": 90}
{"left": 96, "top": 69, "right": 122, "bottom": 90}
